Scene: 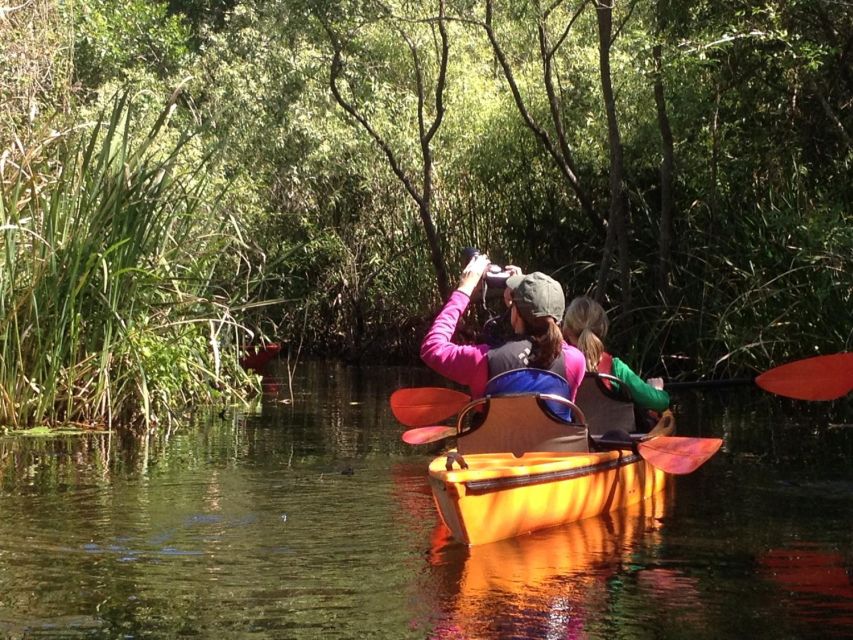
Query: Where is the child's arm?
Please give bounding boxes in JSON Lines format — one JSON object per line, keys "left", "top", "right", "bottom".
{"left": 611, "top": 358, "right": 670, "bottom": 411}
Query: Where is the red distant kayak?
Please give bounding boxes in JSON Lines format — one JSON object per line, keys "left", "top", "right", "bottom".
{"left": 239, "top": 343, "right": 282, "bottom": 373}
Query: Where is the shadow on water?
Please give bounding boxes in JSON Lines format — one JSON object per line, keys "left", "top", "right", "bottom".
{"left": 0, "top": 360, "right": 849, "bottom": 638}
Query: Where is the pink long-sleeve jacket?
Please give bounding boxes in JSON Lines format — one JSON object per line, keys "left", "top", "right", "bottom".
{"left": 420, "top": 290, "right": 586, "bottom": 400}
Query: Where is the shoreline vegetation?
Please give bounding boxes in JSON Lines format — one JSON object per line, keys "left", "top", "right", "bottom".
{"left": 2, "top": 0, "right": 850, "bottom": 431}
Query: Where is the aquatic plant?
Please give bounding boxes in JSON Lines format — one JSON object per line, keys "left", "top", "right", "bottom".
{"left": 0, "top": 90, "right": 256, "bottom": 429}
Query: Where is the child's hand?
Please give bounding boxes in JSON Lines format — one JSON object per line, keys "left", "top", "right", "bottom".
{"left": 646, "top": 377, "right": 664, "bottom": 390}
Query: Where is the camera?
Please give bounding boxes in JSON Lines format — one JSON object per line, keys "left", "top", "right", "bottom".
{"left": 461, "top": 247, "right": 511, "bottom": 289}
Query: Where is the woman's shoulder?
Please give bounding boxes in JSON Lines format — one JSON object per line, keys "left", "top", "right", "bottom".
{"left": 561, "top": 342, "right": 586, "bottom": 373}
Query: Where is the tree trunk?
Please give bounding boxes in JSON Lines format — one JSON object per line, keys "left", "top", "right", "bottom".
{"left": 484, "top": 0, "right": 605, "bottom": 238}
{"left": 419, "top": 199, "right": 450, "bottom": 299}
{"left": 594, "top": 2, "right": 631, "bottom": 310}
{"left": 321, "top": 2, "right": 451, "bottom": 299}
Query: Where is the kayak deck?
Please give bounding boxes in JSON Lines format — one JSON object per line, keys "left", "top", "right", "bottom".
{"left": 429, "top": 449, "right": 666, "bottom": 546}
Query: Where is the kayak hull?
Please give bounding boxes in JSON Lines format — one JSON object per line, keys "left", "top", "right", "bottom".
{"left": 428, "top": 449, "right": 667, "bottom": 546}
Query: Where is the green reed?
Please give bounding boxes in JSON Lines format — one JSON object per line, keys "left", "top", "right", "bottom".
{"left": 0, "top": 91, "right": 253, "bottom": 429}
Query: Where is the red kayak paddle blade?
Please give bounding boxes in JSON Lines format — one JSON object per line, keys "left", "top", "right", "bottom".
{"left": 401, "top": 426, "right": 457, "bottom": 445}
{"left": 390, "top": 387, "right": 470, "bottom": 427}
{"left": 756, "top": 353, "right": 853, "bottom": 401}
{"left": 239, "top": 343, "right": 282, "bottom": 372}
{"left": 638, "top": 436, "right": 723, "bottom": 475}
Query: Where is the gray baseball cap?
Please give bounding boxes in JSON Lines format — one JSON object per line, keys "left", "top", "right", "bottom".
{"left": 506, "top": 272, "right": 565, "bottom": 322}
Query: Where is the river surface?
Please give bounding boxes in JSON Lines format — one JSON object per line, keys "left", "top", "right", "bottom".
{"left": 0, "top": 361, "right": 850, "bottom": 639}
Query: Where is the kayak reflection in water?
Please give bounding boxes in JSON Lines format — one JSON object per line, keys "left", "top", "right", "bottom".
{"left": 422, "top": 489, "right": 707, "bottom": 640}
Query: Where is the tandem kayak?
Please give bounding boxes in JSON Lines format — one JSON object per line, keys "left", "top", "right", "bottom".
{"left": 395, "top": 370, "right": 720, "bottom": 547}
{"left": 421, "top": 383, "right": 675, "bottom": 546}
{"left": 428, "top": 447, "right": 667, "bottom": 546}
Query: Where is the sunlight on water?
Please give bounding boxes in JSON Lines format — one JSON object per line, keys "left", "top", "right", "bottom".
{"left": 0, "top": 362, "right": 849, "bottom": 638}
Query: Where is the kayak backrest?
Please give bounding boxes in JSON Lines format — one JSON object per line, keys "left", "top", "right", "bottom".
{"left": 456, "top": 394, "right": 588, "bottom": 457}
{"left": 484, "top": 369, "right": 573, "bottom": 422}
{"left": 575, "top": 372, "right": 636, "bottom": 437}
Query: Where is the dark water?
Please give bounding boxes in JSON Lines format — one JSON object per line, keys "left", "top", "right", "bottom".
{"left": 0, "top": 361, "right": 850, "bottom": 639}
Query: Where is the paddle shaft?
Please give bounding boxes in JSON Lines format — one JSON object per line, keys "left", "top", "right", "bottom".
{"left": 393, "top": 356, "right": 850, "bottom": 441}
{"left": 665, "top": 377, "right": 755, "bottom": 391}
{"left": 666, "top": 353, "right": 851, "bottom": 401}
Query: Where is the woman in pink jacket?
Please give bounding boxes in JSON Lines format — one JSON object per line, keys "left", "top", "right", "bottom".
{"left": 420, "top": 254, "right": 586, "bottom": 401}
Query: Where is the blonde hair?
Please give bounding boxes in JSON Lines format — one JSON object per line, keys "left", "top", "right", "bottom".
{"left": 562, "top": 296, "right": 609, "bottom": 372}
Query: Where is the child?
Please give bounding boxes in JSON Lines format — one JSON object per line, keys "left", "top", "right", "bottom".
{"left": 562, "top": 296, "right": 670, "bottom": 412}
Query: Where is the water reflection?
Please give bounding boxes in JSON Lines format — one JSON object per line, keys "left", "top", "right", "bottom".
{"left": 760, "top": 546, "right": 853, "bottom": 629}
{"left": 424, "top": 490, "right": 677, "bottom": 639}
{"left": 0, "top": 362, "right": 848, "bottom": 639}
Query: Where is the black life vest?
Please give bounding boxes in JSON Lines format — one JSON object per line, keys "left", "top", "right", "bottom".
{"left": 486, "top": 337, "right": 565, "bottom": 380}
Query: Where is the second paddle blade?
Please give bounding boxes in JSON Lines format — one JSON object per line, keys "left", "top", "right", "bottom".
{"left": 756, "top": 353, "right": 853, "bottom": 401}
{"left": 638, "top": 436, "right": 723, "bottom": 475}
{"left": 390, "top": 387, "right": 470, "bottom": 426}
{"left": 401, "top": 426, "right": 457, "bottom": 445}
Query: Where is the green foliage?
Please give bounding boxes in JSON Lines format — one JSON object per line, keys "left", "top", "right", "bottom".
{"left": 166, "top": 0, "right": 243, "bottom": 43}
{"left": 0, "top": 91, "right": 257, "bottom": 429}
{"left": 0, "top": 0, "right": 73, "bottom": 150}
{"left": 679, "top": 187, "right": 850, "bottom": 372}
{"left": 4, "top": 0, "right": 851, "bottom": 391}
{"left": 69, "top": 0, "right": 191, "bottom": 89}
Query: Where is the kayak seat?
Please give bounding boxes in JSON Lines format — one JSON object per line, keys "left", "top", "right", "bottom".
{"left": 575, "top": 372, "right": 637, "bottom": 437}
{"left": 484, "top": 369, "right": 574, "bottom": 422}
{"left": 455, "top": 394, "right": 588, "bottom": 457}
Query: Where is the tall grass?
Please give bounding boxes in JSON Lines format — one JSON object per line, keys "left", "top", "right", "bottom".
{"left": 0, "top": 91, "right": 254, "bottom": 430}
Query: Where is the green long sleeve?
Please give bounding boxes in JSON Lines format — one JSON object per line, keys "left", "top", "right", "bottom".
{"left": 610, "top": 357, "right": 670, "bottom": 411}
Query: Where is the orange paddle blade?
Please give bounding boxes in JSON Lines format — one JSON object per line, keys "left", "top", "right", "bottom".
{"left": 755, "top": 353, "right": 853, "bottom": 401}
{"left": 390, "top": 387, "right": 470, "bottom": 427}
{"left": 402, "top": 426, "right": 457, "bottom": 445}
{"left": 638, "top": 436, "right": 723, "bottom": 475}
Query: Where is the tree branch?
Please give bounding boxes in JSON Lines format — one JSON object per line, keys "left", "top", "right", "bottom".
{"left": 316, "top": 5, "right": 450, "bottom": 298}
{"left": 547, "top": 1, "right": 589, "bottom": 61}
{"left": 610, "top": 0, "right": 639, "bottom": 46}
{"left": 484, "top": 0, "right": 603, "bottom": 235}
{"left": 811, "top": 79, "right": 852, "bottom": 149}
{"left": 424, "top": 0, "right": 448, "bottom": 146}
{"left": 399, "top": 31, "right": 427, "bottom": 142}
{"left": 324, "top": 31, "right": 423, "bottom": 206}
{"left": 0, "top": 0, "right": 34, "bottom": 19}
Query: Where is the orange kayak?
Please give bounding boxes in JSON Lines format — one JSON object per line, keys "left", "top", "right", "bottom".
{"left": 428, "top": 449, "right": 667, "bottom": 546}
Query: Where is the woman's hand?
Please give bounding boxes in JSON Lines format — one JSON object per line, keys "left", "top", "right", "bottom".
{"left": 456, "top": 254, "right": 490, "bottom": 296}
